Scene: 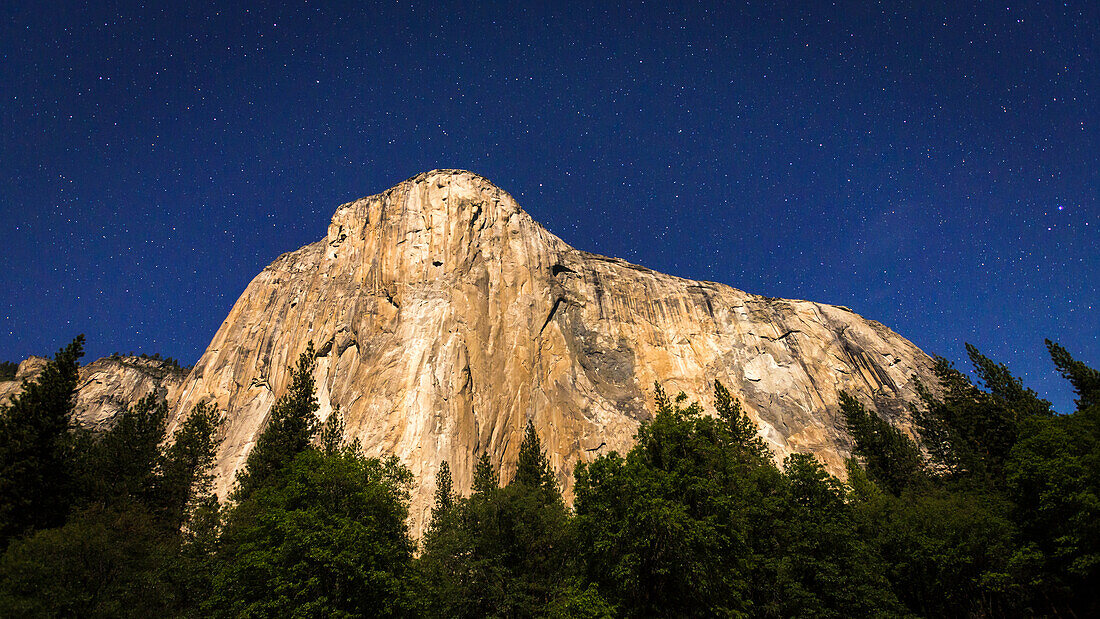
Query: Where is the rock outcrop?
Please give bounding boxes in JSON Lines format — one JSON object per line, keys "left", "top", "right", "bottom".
{"left": 168, "top": 169, "right": 937, "bottom": 535}
{"left": 0, "top": 355, "right": 189, "bottom": 431}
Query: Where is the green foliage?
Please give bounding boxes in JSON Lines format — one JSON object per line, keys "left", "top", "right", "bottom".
{"left": 839, "top": 391, "right": 926, "bottom": 495}
{"left": 232, "top": 343, "right": 320, "bottom": 501}
{"left": 1, "top": 331, "right": 1097, "bottom": 616}
{"left": 574, "top": 382, "right": 769, "bottom": 616}
{"left": 155, "top": 402, "right": 223, "bottom": 530}
{"left": 472, "top": 450, "right": 499, "bottom": 495}
{"left": 512, "top": 420, "right": 559, "bottom": 495}
{"left": 419, "top": 448, "right": 583, "bottom": 618}
{"left": 1047, "top": 339, "right": 1100, "bottom": 411}
{"left": 173, "top": 493, "right": 223, "bottom": 614}
{"left": 844, "top": 341, "right": 1100, "bottom": 616}
{"left": 211, "top": 449, "right": 415, "bottom": 618}
{"left": 432, "top": 460, "right": 454, "bottom": 518}
{"left": 69, "top": 395, "right": 222, "bottom": 533}
{"left": 911, "top": 346, "right": 1055, "bottom": 488}
{"left": 574, "top": 381, "right": 899, "bottom": 617}
{"left": 714, "top": 379, "right": 768, "bottom": 456}
{"left": 852, "top": 485, "right": 1021, "bottom": 617}
{"left": 967, "top": 343, "right": 1053, "bottom": 418}
{"left": 769, "top": 453, "right": 901, "bottom": 617}
{"left": 0, "top": 336, "right": 84, "bottom": 547}
{"left": 0, "top": 505, "right": 178, "bottom": 618}
{"left": 1003, "top": 345, "right": 1100, "bottom": 614}
{"left": 318, "top": 405, "right": 346, "bottom": 454}
{"left": 74, "top": 392, "right": 168, "bottom": 510}
{"left": 0, "top": 391, "right": 222, "bottom": 617}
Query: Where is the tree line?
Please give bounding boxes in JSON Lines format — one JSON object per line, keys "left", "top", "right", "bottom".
{"left": 0, "top": 336, "right": 1096, "bottom": 617}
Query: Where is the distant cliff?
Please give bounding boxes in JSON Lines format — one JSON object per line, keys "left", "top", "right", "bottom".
{"left": 0, "top": 355, "right": 188, "bottom": 431}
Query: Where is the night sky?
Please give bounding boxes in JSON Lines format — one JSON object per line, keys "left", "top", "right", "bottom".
{"left": 2, "top": 1, "right": 1096, "bottom": 412}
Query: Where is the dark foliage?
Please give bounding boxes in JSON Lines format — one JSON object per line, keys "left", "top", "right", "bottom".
{"left": 844, "top": 341, "right": 1100, "bottom": 616}
{"left": 432, "top": 460, "right": 454, "bottom": 519}
{"left": 74, "top": 393, "right": 167, "bottom": 511}
{"left": 232, "top": 342, "right": 320, "bottom": 501}
{"left": 839, "top": 392, "right": 926, "bottom": 495}
{"left": 211, "top": 449, "right": 415, "bottom": 618}
{"left": 1, "top": 332, "right": 1097, "bottom": 617}
{"left": 155, "top": 402, "right": 223, "bottom": 530}
{"left": 574, "top": 381, "right": 899, "bottom": 617}
{"left": 472, "top": 450, "right": 500, "bottom": 495}
{"left": 0, "top": 338, "right": 222, "bottom": 617}
{"left": 0, "top": 362, "right": 16, "bottom": 382}
{"left": 418, "top": 423, "right": 595, "bottom": 618}
{"left": 513, "top": 420, "right": 559, "bottom": 493}
{"left": 0, "top": 505, "right": 178, "bottom": 617}
{"left": 0, "top": 336, "right": 84, "bottom": 547}
{"left": 1047, "top": 340, "right": 1100, "bottom": 411}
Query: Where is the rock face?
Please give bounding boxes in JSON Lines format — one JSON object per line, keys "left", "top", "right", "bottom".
{"left": 169, "top": 169, "right": 937, "bottom": 535}
{"left": 0, "top": 355, "right": 189, "bottom": 431}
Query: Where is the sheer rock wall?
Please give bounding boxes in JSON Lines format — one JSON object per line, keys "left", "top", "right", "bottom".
{"left": 167, "top": 169, "right": 937, "bottom": 535}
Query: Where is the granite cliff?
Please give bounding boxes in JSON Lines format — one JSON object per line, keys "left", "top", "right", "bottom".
{"left": 1, "top": 170, "right": 936, "bottom": 534}
{"left": 162, "top": 169, "right": 936, "bottom": 534}
{"left": 0, "top": 355, "right": 188, "bottom": 431}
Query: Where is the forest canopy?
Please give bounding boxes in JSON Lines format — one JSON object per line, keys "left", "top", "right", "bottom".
{"left": 0, "top": 336, "right": 1096, "bottom": 617}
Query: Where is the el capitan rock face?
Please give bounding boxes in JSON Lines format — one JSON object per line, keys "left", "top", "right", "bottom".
{"left": 169, "top": 169, "right": 937, "bottom": 534}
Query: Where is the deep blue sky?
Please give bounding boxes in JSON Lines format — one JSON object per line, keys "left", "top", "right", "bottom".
{"left": 1, "top": 1, "right": 1096, "bottom": 412}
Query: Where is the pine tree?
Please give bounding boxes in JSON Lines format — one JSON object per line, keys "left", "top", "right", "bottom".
{"left": 839, "top": 392, "right": 925, "bottom": 495}
{"left": 512, "top": 420, "right": 557, "bottom": 495}
{"left": 0, "top": 336, "right": 84, "bottom": 546}
{"left": 1047, "top": 339, "right": 1100, "bottom": 412}
{"left": 914, "top": 348, "right": 1055, "bottom": 487}
{"left": 966, "top": 343, "right": 1053, "bottom": 418}
{"left": 231, "top": 343, "right": 319, "bottom": 500}
{"left": 75, "top": 392, "right": 168, "bottom": 510}
{"left": 471, "top": 451, "right": 499, "bottom": 495}
{"left": 210, "top": 450, "right": 415, "bottom": 617}
{"left": 317, "top": 405, "right": 345, "bottom": 455}
{"left": 155, "top": 401, "right": 222, "bottom": 530}
{"left": 420, "top": 426, "right": 579, "bottom": 617}
{"left": 714, "top": 380, "right": 770, "bottom": 460}
{"left": 433, "top": 460, "right": 454, "bottom": 517}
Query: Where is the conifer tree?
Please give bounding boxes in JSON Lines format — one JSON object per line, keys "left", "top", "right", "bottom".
{"left": 155, "top": 401, "right": 222, "bottom": 530}
{"left": 420, "top": 426, "right": 578, "bottom": 617}
{"left": 966, "top": 343, "right": 1053, "bottom": 418}
{"left": 839, "top": 391, "right": 926, "bottom": 495}
{"left": 914, "top": 348, "right": 1055, "bottom": 487}
{"left": 1047, "top": 339, "right": 1100, "bottom": 412}
{"left": 317, "top": 405, "right": 345, "bottom": 455}
{"left": 714, "top": 380, "right": 770, "bottom": 460}
{"left": 433, "top": 460, "right": 454, "bottom": 517}
{"left": 0, "top": 336, "right": 84, "bottom": 546}
{"left": 512, "top": 420, "right": 557, "bottom": 494}
{"left": 471, "top": 451, "right": 499, "bottom": 494}
{"left": 76, "top": 392, "right": 167, "bottom": 510}
{"left": 231, "top": 343, "right": 319, "bottom": 500}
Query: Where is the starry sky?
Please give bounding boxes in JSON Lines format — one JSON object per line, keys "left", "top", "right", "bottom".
{"left": 1, "top": 1, "right": 1096, "bottom": 412}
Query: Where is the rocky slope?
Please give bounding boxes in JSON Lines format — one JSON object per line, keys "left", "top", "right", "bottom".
{"left": 165, "top": 169, "right": 937, "bottom": 534}
{"left": 0, "top": 355, "right": 189, "bottom": 431}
